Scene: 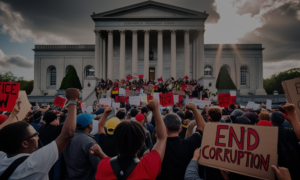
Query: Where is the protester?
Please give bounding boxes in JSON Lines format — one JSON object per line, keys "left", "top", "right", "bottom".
{"left": 0, "top": 88, "right": 79, "bottom": 179}
{"left": 30, "top": 111, "right": 43, "bottom": 131}
{"left": 135, "top": 113, "right": 153, "bottom": 151}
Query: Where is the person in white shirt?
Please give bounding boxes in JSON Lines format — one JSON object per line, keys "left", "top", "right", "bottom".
{"left": 0, "top": 88, "right": 80, "bottom": 180}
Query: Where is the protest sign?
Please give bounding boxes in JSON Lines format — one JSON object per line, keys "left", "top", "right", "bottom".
{"left": 119, "top": 88, "right": 126, "bottom": 95}
{"left": 53, "top": 96, "right": 67, "bottom": 108}
{"left": 126, "top": 74, "right": 132, "bottom": 81}
{"left": 141, "top": 96, "right": 148, "bottom": 103}
{"left": 15, "top": 91, "right": 32, "bottom": 122}
{"left": 153, "top": 93, "right": 160, "bottom": 102}
{"left": 147, "top": 95, "right": 153, "bottom": 102}
{"left": 144, "top": 84, "right": 154, "bottom": 94}
{"left": 126, "top": 90, "right": 140, "bottom": 97}
{"left": 196, "top": 100, "right": 211, "bottom": 108}
{"left": 112, "top": 102, "right": 120, "bottom": 108}
{"left": 129, "top": 96, "right": 140, "bottom": 106}
{"left": 218, "top": 94, "right": 231, "bottom": 108}
{"left": 199, "top": 123, "right": 278, "bottom": 180}
{"left": 246, "top": 101, "right": 255, "bottom": 109}
{"left": 86, "top": 106, "right": 93, "bottom": 113}
{"left": 0, "top": 82, "right": 20, "bottom": 111}
{"left": 99, "top": 98, "right": 112, "bottom": 107}
{"left": 81, "top": 103, "right": 86, "bottom": 112}
{"left": 173, "top": 95, "right": 179, "bottom": 103}
{"left": 106, "top": 89, "right": 112, "bottom": 97}
{"left": 112, "top": 88, "right": 119, "bottom": 95}
{"left": 115, "top": 96, "right": 129, "bottom": 103}
{"left": 282, "top": 78, "right": 300, "bottom": 120}
{"left": 159, "top": 93, "right": 174, "bottom": 107}
{"left": 173, "top": 90, "right": 185, "bottom": 95}
{"left": 230, "top": 91, "right": 237, "bottom": 105}
{"left": 266, "top": 99, "right": 272, "bottom": 110}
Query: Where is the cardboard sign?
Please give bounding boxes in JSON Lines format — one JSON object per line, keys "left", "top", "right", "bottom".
{"left": 81, "top": 103, "right": 86, "bottom": 112}
{"left": 218, "top": 94, "right": 231, "bottom": 108}
{"left": 266, "top": 99, "right": 272, "bottom": 110}
{"left": 144, "top": 85, "right": 154, "bottom": 94}
{"left": 129, "top": 96, "right": 140, "bottom": 106}
{"left": 199, "top": 123, "right": 278, "bottom": 180}
{"left": 53, "top": 96, "right": 67, "bottom": 108}
{"left": 86, "top": 106, "right": 93, "bottom": 113}
{"left": 15, "top": 91, "right": 32, "bottom": 122}
{"left": 246, "top": 101, "right": 260, "bottom": 110}
{"left": 115, "top": 96, "right": 129, "bottom": 103}
{"left": 112, "top": 102, "right": 120, "bottom": 108}
{"left": 159, "top": 93, "right": 174, "bottom": 107}
{"left": 0, "top": 82, "right": 20, "bottom": 111}
{"left": 99, "top": 98, "right": 112, "bottom": 107}
{"left": 282, "top": 78, "right": 300, "bottom": 120}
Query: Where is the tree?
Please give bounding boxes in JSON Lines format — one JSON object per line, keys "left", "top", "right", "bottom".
{"left": 0, "top": 71, "right": 34, "bottom": 95}
{"left": 59, "top": 67, "right": 82, "bottom": 90}
{"left": 264, "top": 68, "right": 300, "bottom": 94}
{"left": 216, "top": 66, "right": 237, "bottom": 89}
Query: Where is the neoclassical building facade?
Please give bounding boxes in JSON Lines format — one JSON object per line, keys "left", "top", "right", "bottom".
{"left": 31, "top": 1, "right": 266, "bottom": 100}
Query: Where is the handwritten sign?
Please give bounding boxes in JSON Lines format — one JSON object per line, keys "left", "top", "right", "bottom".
{"left": 99, "top": 98, "right": 112, "bottom": 107}
{"left": 174, "top": 95, "right": 179, "bottom": 103}
{"left": 282, "top": 78, "right": 300, "bottom": 120}
{"left": 81, "top": 103, "right": 86, "bottom": 112}
{"left": 53, "top": 96, "right": 67, "bottom": 108}
{"left": 159, "top": 93, "right": 174, "bottom": 107}
{"left": 199, "top": 123, "right": 278, "bottom": 180}
{"left": 0, "top": 82, "right": 20, "bottom": 111}
{"left": 119, "top": 88, "right": 126, "bottom": 96}
{"left": 112, "top": 102, "right": 120, "bottom": 108}
{"left": 115, "top": 96, "right": 129, "bottom": 103}
{"left": 129, "top": 96, "right": 140, "bottom": 106}
{"left": 218, "top": 94, "right": 231, "bottom": 108}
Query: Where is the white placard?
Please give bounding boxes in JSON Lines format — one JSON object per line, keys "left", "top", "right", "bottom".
{"left": 153, "top": 93, "right": 160, "bottom": 102}
{"left": 196, "top": 100, "right": 211, "bottom": 108}
{"left": 246, "top": 101, "right": 255, "bottom": 109}
{"left": 112, "top": 102, "right": 120, "bottom": 108}
{"left": 140, "top": 88, "right": 144, "bottom": 94}
{"left": 266, "top": 99, "right": 272, "bottom": 110}
{"left": 252, "top": 103, "right": 261, "bottom": 111}
{"left": 106, "top": 89, "right": 112, "bottom": 97}
{"left": 119, "top": 88, "right": 126, "bottom": 95}
{"left": 86, "top": 106, "right": 93, "bottom": 113}
{"left": 141, "top": 96, "right": 148, "bottom": 103}
{"left": 129, "top": 96, "right": 141, "bottom": 106}
{"left": 174, "top": 95, "right": 179, "bottom": 103}
{"left": 230, "top": 91, "right": 236, "bottom": 96}
{"left": 99, "top": 98, "right": 112, "bottom": 107}
{"left": 81, "top": 103, "right": 86, "bottom": 112}
{"left": 200, "top": 91, "right": 203, "bottom": 100}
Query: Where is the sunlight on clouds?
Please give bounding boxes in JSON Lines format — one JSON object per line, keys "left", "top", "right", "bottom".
{"left": 263, "top": 60, "right": 300, "bottom": 78}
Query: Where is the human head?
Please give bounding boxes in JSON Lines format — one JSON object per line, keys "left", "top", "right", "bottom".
{"left": 258, "top": 110, "right": 271, "bottom": 121}
{"left": 173, "top": 107, "right": 179, "bottom": 113}
{"left": 163, "top": 113, "right": 181, "bottom": 133}
{"left": 184, "top": 111, "right": 193, "bottom": 120}
{"left": 176, "top": 111, "right": 184, "bottom": 121}
{"left": 43, "top": 111, "right": 59, "bottom": 124}
{"left": 229, "top": 104, "right": 236, "bottom": 111}
{"left": 116, "top": 111, "right": 126, "bottom": 120}
{"left": 141, "top": 107, "right": 148, "bottom": 117}
{"left": 76, "top": 113, "right": 94, "bottom": 133}
{"left": 130, "top": 108, "right": 139, "bottom": 118}
{"left": 207, "top": 107, "right": 222, "bottom": 122}
{"left": 112, "top": 120, "right": 145, "bottom": 157}
{"left": 243, "top": 112, "right": 258, "bottom": 124}
{"left": 106, "top": 117, "right": 121, "bottom": 135}
{"left": 0, "top": 121, "right": 39, "bottom": 155}
{"left": 270, "top": 111, "right": 285, "bottom": 126}
{"left": 33, "top": 111, "right": 42, "bottom": 122}
{"left": 233, "top": 117, "right": 252, "bottom": 125}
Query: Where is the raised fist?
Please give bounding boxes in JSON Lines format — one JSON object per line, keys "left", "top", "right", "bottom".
{"left": 186, "top": 102, "right": 196, "bottom": 110}
{"left": 66, "top": 88, "right": 80, "bottom": 101}
{"left": 146, "top": 99, "right": 159, "bottom": 111}
{"left": 104, "top": 106, "right": 113, "bottom": 114}
{"left": 283, "top": 104, "right": 295, "bottom": 114}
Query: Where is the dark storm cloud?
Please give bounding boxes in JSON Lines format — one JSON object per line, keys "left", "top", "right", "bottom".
{"left": 0, "top": 50, "right": 33, "bottom": 68}
{"left": 1, "top": 0, "right": 220, "bottom": 44}
{"left": 238, "top": 1, "right": 300, "bottom": 62}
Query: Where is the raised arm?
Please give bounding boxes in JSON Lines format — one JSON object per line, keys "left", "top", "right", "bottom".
{"left": 98, "top": 107, "right": 112, "bottom": 134}
{"left": 41, "top": 105, "right": 50, "bottom": 113}
{"left": 55, "top": 88, "right": 80, "bottom": 154}
{"left": 186, "top": 102, "right": 205, "bottom": 132}
{"left": 0, "top": 100, "right": 21, "bottom": 130}
{"left": 284, "top": 104, "right": 300, "bottom": 141}
{"left": 147, "top": 100, "right": 167, "bottom": 163}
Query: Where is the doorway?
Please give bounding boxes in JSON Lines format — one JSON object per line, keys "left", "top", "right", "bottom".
{"left": 149, "top": 67, "right": 155, "bottom": 81}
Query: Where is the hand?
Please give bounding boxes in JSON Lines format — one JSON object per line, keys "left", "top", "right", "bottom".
{"left": 104, "top": 107, "right": 112, "bottom": 114}
{"left": 66, "top": 88, "right": 80, "bottom": 101}
{"left": 186, "top": 102, "right": 196, "bottom": 111}
{"left": 11, "top": 100, "right": 21, "bottom": 116}
{"left": 283, "top": 104, "right": 295, "bottom": 114}
{"left": 89, "top": 144, "right": 107, "bottom": 159}
{"left": 192, "top": 148, "right": 201, "bottom": 161}
{"left": 94, "top": 115, "right": 101, "bottom": 120}
{"left": 146, "top": 99, "right": 159, "bottom": 111}
{"left": 271, "top": 165, "right": 291, "bottom": 180}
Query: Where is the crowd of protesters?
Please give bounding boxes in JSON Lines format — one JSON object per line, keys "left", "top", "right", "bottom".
{"left": 0, "top": 85, "right": 299, "bottom": 180}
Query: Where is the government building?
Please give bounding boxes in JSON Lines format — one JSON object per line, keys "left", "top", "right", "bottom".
{"left": 30, "top": 1, "right": 267, "bottom": 102}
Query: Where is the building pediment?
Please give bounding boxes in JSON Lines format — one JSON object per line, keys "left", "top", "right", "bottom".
{"left": 91, "top": 1, "right": 208, "bottom": 20}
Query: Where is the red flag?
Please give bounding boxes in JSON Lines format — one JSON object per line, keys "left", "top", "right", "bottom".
{"left": 157, "top": 77, "right": 163, "bottom": 82}
{"left": 138, "top": 75, "right": 144, "bottom": 79}
{"left": 126, "top": 74, "right": 132, "bottom": 81}
{"left": 183, "top": 76, "right": 188, "bottom": 79}
{"left": 121, "top": 79, "right": 125, "bottom": 84}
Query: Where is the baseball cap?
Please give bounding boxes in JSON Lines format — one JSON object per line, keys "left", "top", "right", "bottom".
{"left": 135, "top": 113, "right": 145, "bottom": 122}
{"left": 76, "top": 113, "right": 94, "bottom": 129}
{"left": 130, "top": 109, "right": 139, "bottom": 117}
{"left": 106, "top": 117, "right": 121, "bottom": 135}
{"left": 270, "top": 112, "right": 285, "bottom": 124}
{"left": 141, "top": 107, "right": 148, "bottom": 114}
{"left": 95, "top": 108, "right": 105, "bottom": 115}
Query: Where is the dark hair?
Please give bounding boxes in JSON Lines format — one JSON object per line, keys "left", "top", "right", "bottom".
{"left": 164, "top": 114, "right": 181, "bottom": 132}
{"left": 112, "top": 120, "right": 145, "bottom": 157}
{"left": 0, "top": 121, "right": 31, "bottom": 154}
{"left": 208, "top": 107, "right": 222, "bottom": 122}
{"left": 229, "top": 104, "right": 236, "bottom": 110}
{"left": 184, "top": 111, "right": 193, "bottom": 120}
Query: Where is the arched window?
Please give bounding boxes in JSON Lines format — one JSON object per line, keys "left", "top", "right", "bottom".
{"left": 65, "top": 65, "right": 74, "bottom": 75}
{"left": 204, "top": 65, "right": 212, "bottom": 76}
{"left": 222, "top": 64, "right": 230, "bottom": 76}
{"left": 48, "top": 66, "right": 56, "bottom": 86}
{"left": 85, "top": 65, "right": 95, "bottom": 77}
{"left": 240, "top": 66, "right": 248, "bottom": 86}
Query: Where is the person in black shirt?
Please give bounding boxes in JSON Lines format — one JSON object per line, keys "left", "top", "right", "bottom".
{"left": 156, "top": 102, "right": 205, "bottom": 180}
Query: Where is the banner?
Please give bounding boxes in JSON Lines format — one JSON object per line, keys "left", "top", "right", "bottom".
{"left": 159, "top": 93, "right": 174, "bottom": 107}
{"left": 81, "top": 103, "right": 86, "bottom": 112}
{"left": 99, "top": 98, "right": 112, "bottom": 107}
{"left": 0, "top": 82, "right": 20, "bottom": 111}
{"left": 199, "top": 123, "right": 278, "bottom": 180}
{"left": 218, "top": 94, "right": 231, "bottom": 108}
{"left": 119, "top": 88, "right": 126, "bottom": 96}
{"left": 230, "top": 91, "right": 237, "bottom": 105}
{"left": 53, "top": 96, "right": 67, "bottom": 108}
{"left": 115, "top": 96, "right": 129, "bottom": 103}
{"left": 129, "top": 96, "right": 140, "bottom": 106}
{"left": 112, "top": 102, "right": 120, "bottom": 108}
{"left": 282, "top": 78, "right": 300, "bottom": 120}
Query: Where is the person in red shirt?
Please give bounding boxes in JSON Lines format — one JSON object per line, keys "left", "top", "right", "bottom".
{"left": 89, "top": 100, "right": 167, "bottom": 180}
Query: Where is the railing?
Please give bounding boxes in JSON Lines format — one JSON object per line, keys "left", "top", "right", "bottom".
{"left": 34, "top": 44, "right": 95, "bottom": 51}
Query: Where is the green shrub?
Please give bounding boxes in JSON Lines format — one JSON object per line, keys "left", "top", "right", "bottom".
{"left": 216, "top": 66, "right": 237, "bottom": 89}
{"left": 59, "top": 67, "right": 82, "bottom": 90}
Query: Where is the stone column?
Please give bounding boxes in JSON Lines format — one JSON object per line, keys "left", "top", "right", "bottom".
{"left": 144, "top": 30, "right": 150, "bottom": 81}
{"left": 192, "top": 36, "right": 196, "bottom": 79}
{"left": 94, "top": 31, "right": 100, "bottom": 78}
{"left": 184, "top": 30, "right": 190, "bottom": 78}
{"left": 119, "top": 30, "right": 126, "bottom": 80}
{"left": 132, "top": 30, "right": 138, "bottom": 78}
{"left": 98, "top": 32, "right": 103, "bottom": 79}
{"left": 255, "top": 57, "right": 267, "bottom": 95}
{"left": 31, "top": 58, "right": 41, "bottom": 95}
{"left": 102, "top": 38, "right": 106, "bottom": 79}
{"left": 107, "top": 30, "right": 113, "bottom": 80}
{"left": 157, "top": 30, "right": 163, "bottom": 79}
{"left": 198, "top": 30, "right": 205, "bottom": 79}
{"left": 171, "top": 30, "right": 176, "bottom": 79}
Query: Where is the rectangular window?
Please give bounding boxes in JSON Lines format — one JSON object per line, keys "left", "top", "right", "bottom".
{"left": 240, "top": 67, "right": 247, "bottom": 86}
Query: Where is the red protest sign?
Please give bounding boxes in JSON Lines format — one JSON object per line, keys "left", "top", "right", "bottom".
{"left": 115, "top": 96, "right": 129, "bottom": 103}
{"left": 159, "top": 93, "right": 174, "bottom": 107}
{"left": 53, "top": 96, "right": 67, "bottom": 108}
{"left": 0, "top": 82, "right": 20, "bottom": 111}
{"left": 126, "top": 74, "right": 132, "bottom": 81}
{"left": 138, "top": 75, "right": 144, "bottom": 79}
{"left": 230, "top": 96, "right": 236, "bottom": 105}
{"left": 176, "top": 95, "right": 183, "bottom": 107}
{"left": 218, "top": 94, "right": 231, "bottom": 108}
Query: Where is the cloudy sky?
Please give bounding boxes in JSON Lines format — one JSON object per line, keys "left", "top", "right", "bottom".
{"left": 0, "top": 0, "right": 299, "bottom": 80}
